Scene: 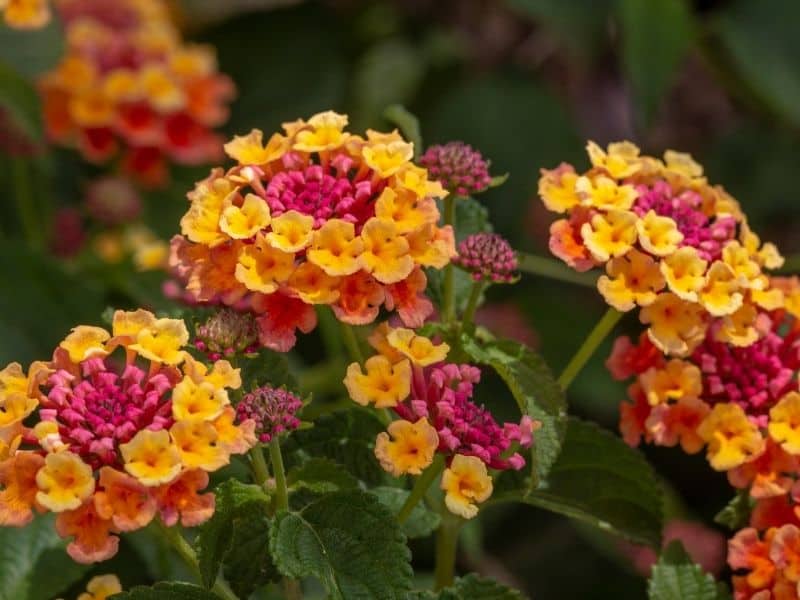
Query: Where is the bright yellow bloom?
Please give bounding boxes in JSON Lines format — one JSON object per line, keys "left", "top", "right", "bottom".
{"left": 374, "top": 418, "right": 439, "bottom": 476}
{"left": 441, "top": 454, "right": 493, "bottom": 519}
{"left": 0, "top": 393, "right": 38, "bottom": 428}
{"left": 172, "top": 377, "right": 229, "bottom": 422}
{"left": 640, "top": 359, "right": 702, "bottom": 406}
{"left": 374, "top": 188, "right": 437, "bottom": 234}
{"left": 213, "top": 406, "right": 257, "bottom": 455}
{"left": 306, "top": 219, "right": 364, "bottom": 276}
{"left": 288, "top": 262, "right": 341, "bottom": 304}
{"left": 586, "top": 140, "right": 641, "bottom": 179}
{"left": 170, "top": 419, "right": 228, "bottom": 471}
{"left": 358, "top": 218, "right": 414, "bottom": 284}
{"left": 699, "top": 261, "right": 743, "bottom": 317}
{"left": 77, "top": 574, "right": 122, "bottom": 600}
{"left": 219, "top": 193, "right": 271, "bottom": 240}
{"left": 697, "top": 403, "right": 765, "bottom": 471}
{"left": 35, "top": 451, "right": 95, "bottom": 512}
{"left": 640, "top": 292, "right": 707, "bottom": 357}
{"left": 3, "top": 0, "right": 50, "bottom": 29}
{"left": 406, "top": 223, "right": 455, "bottom": 269}
{"left": 139, "top": 65, "right": 185, "bottom": 112}
{"left": 120, "top": 429, "right": 182, "bottom": 486}
{"left": 112, "top": 308, "right": 157, "bottom": 339}
{"left": 576, "top": 175, "right": 637, "bottom": 211}
{"left": 769, "top": 392, "right": 800, "bottom": 455}
{"left": 362, "top": 139, "right": 415, "bottom": 178}
{"left": 663, "top": 150, "right": 703, "bottom": 179}
{"left": 722, "top": 241, "right": 763, "bottom": 288}
{"left": 344, "top": 355, "right": 411, "bottom": 408}
{"left": 60, "top": 326, "right": 110, "bottom": 363}
{"left": 394, "top": 165, "right": 447, "bottom": 199}
{"left": 581, "top": 210, "right": 638, "bottom": 262}
{"left": 294, "top": 110, "right": 349, "bottom": 152}
{"left": 180, "top": 172, "right": 237, "bottom": 246}
{"left": 234, "top": 234, "right": 295, "bottom": 294}
{"left": 660, "top": 247, "right": 708, "bottom": 302}
{"left": 265, "top": 210, "right": 314, "bottom": 253}
{"left": 129, "top": 317, "right": 189, "bottom": 365}
{"left": 133, "top": 239, "right": 169, "bottom": 271}
{"left": 538, "top": 164, "right": 580, "bottom": 213}
{"left": 0, "top": 362, "right": 29, "bottom": 398}
{"left": 386, "top": 327, "right": 449, "bottom": 366}
{"left": 203, "top": 360, "right": 241, "bottom": 390}
{"left": 636, "top": 211, "right": 683, "bottom": 257}
{"left": 597, "top": 249, "right": 665, "bottom": 311}
{"left": 716, "top": 304, "right": 761, "bottom": 347}
{"left": 224, "top": 129, "right": 289, "bottom": 165}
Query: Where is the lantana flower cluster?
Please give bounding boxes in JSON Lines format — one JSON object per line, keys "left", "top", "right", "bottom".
{"left": 169, "top": 111, "right": 456, "bottom": 352}
{"left": 343, "top": 324, "right": 537, "bottom": 519}
{"left": 39, "top": 0, "right": 235, "bottom": 186}
{"left": 539, "top": 141, "right": 785, "bottom": 357}
{"left": 0, "top": 309, "right": 256, "bottom": 563}
{"left": 1, "top": 0, "right": 50, "bottom": 28}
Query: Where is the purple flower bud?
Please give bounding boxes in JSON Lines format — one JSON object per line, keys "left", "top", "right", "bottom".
{"left": 419, "top": 142, "right": 492, "bottom": 196}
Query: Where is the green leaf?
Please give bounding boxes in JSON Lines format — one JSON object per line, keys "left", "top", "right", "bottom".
{"left": 460, "top": 335, "right": 567, "bottom": 481}
{"left": 110, "top": 582, "right": 217, "bottom": 599}
{"left": 710, "top": 0, "right": 800, "bottom": 130}
{"left": 239, "top": 348, "right": 297, "bottom": 392}
{"left": 0, "top": 62, "right": 43, "bottom": 152}
{"left": 495, "top": 418, "right": 663, "bottom": 547}
{"left": 714, "top": 490, "right": 753, "bottom": 531}
{"left": 287, "top": 457, "right": 360, "bottom": 494}
{"left": 0, "top": 19, "right": 64, "bottom": 77}
{"left": 269, "top": 490, "right": 413, "bottom": 599}
{"left": 0, "top": 514, "right": 87, "bottom": 600}
{"left": 384, "top": 104, "right": 422, "bottom": 156}
{"left": 617, "top": 0, "right": 695, "bottom": 128}
{"left": 223, "top": 510, "right": 280, "bottom": 598}
{"left": 370, "top": 486, "right": 441, "bottom": 539}
{"left": 648, "top": 541, "right": 729, "bottom": 600}
{"left": 282, "top": 408, "right": 389, "bottom": 485}
{"left": 409, "top": 574, "right": 525, "bottom": 599}
{"left": 487, "top": 173, "right": 510, "bottom": 189}
{"left": 195, "top": 480, "right": 271, "bottom": 589}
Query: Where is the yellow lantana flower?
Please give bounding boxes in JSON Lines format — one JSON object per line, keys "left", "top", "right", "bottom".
{"left": 120, "top": 429, "right": 182, "bottom": 486}
{"left": 362, "top": 139, "right": 415, "bottom": 178}
{"left": 697, "top": 403, "right": 765, "bottom": 471}
{"left": 640, "top": 292, "right": 707, "bottom": 357}
{"left": 581, "top": 209, "right": 638, "bottom": 262}
{"left": 293, "top": 110, "right": 349, "bottom": 152}
{"left": 359, "top": 218, "right": 414, "bottom": 284}
{"left": 660, "top": 247, "right": 708, "bottom": 302}
{"left": 344, "top": 355, "right": 411, "bottom": 408}
{"left": 3, "top": 0, "right": 51, "bottom": 29}
{"left": 265, "top": 210, "right": 314, "bottom": 253}
{"left": 35, "top": 451, "right": 95, "bottom": 512}
{"left": 664, "top": 150, "right": 703, "bottom": 179}
{"left": 129, "top": 317, "right": 189, "bottom": 365}
{"left": 386, "top": 327, "right": 450, "bottom": 366}
{"left": 76, "top": 574, "right": 122, "bottom": 600}
{"left": 769, "top": 392, "right": 800, "bottom": 455}
{"left": 306, "top": 219, "right": 364, "bottom": 277}
{"left": 219, "top": 193, "right": 271, "bottom": 240}
{"left": 597, "top": 249, "right": 665, "bottom": 311}
{"left": 586, "top": 140, "right": 641, "bottom": 179}
{"left": 576, "top": 175, "right": 637, "bottom": 211}
{"left": 170, "top": 420, "right": 228, "bottom": 471}
{"left": 374, "top": 188, "right": 437, "bottom": 235}
{"left": 171, "top": 377, "right": 229, "bottom": 422}
{"left": 234, "top": 234, "right": 295, "bottom": 294}
{"left": 224, "top": 129, "right": 289, "bottom": 165}
{"left": 60, "top": 326, "right": 110, "bottom": 363}
{"left": 288, "top": 262, "right": 341, "bottom": 305}
{"left": 699, "top": 261, "right": 743, "bottom": 317}
{"left": 639, "top": 359, "right": 702, "bottom": 406}
{"left": 538, "top": 164, "right": 580, "bottom": 213}
{"left": 441, "top": 454, "right": 493, "bottom": 519}
{"left": 374, "top": 418, "right": 439, "bottom": 476}
{"left": 406, "top": 223, "right": 455, "bottom": 269}
{"left": 636, "top": 210, "right": 683, "bottom": 257}
{"left": 180, "top": 173, "right": 237, "bottom": 247}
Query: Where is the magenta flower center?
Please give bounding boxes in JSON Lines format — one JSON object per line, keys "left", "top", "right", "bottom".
{"left": 235, "top": 386, "right": 303, "bottom": 443}
{"left": 41, "top": 357, "right": 175, "bottom": 468}
{"left": 264, "top": 153, "right": 386, "bottom": 230}
{"left": 633, "top": 181, "right": 737, "bottom": 261}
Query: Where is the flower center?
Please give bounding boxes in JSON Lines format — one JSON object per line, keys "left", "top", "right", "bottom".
{"left": 633, "top": 181, "right": 736, "bottom": 261}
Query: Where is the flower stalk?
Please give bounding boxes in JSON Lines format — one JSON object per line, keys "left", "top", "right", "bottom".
{"left": 557, "top": 307, "right": 623, "bottom": 390}
{"left": 397, "top": 455, "right": 444, "bottom": 525}
{"left": 441, "top": 195, "right": 457, "bottom": 322}
{"left": 433, "top": 511, "right": 462, "bottom": 591}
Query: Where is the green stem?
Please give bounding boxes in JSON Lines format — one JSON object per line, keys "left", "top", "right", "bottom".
{"left": 154, "top": 520, "right": 239, "bottom": 600}
{"left": 268, "top": 439, "right": 302, "bottom": 600}
{"left": 249, "top": 446, "right": 270, "bottom": 491}
{"left": 460, "top": 281, "right": 486, "bottom": 328}
{"left": 517, "top": 252, "right": 596, "bottom": 287}
{"left": 433, "top": 513, "right": 461, "bottom": 591}
{"left": 340, "top": 322, "right": 364, "bottom": 365}
{"left": 441, "top": 196, "right": 457, "bottom": 322}
{"left": 557, "top": 307, "right": 623, "bottom": 391}
{"left": 397, "top": 456, "right": 444, "bottom": 525}
{"left": 316, "top": 306, "right": 343, "bottom": 357}
{"left": 11, "top": 159, "right": 42, "bottom": 249}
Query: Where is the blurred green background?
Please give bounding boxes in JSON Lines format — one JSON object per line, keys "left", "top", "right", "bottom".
{"left": 2, "top": 0, "right": 800, "bottom": 597}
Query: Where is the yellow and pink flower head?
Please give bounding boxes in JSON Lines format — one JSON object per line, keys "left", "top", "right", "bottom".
{"left": 343, "top": 324, "right": 537, "bottom": 518}
{"left": 38, "top": 0, "right": 235, "bottom": 186}
{"left": 0, "top": 309, "right": 256, "bottom": 563}
{"left": 169, "top": 111, "right": 456, "bottom": 352}
{"left": 539, "top": 141, "right": 785, "bottom": 357}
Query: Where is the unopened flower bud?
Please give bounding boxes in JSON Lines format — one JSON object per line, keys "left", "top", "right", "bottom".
{"left": 195, "top": 309, "right": 258, "bottom": 360}
{"left": 419, "top": 142, "right": 492, "bottom": 196}
{"left": 453, "top": 233, "right": 519, "bottom": 283}
{"left": 236, "top": 386, "right": 303, "bottom": 443}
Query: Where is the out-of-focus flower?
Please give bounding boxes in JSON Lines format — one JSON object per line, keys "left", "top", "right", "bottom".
{"left": 726, "top": 524, "right": 800, "bottom": 599}
{"left": 85, "top": 177, "right": 142, "bottom": 225}
{"left": 235, "top": 386, "right": 301, "bottom": 444}
{"left": 38, "top": 0, "right": 235, "bottom": 186}
{"left": 1, "top": 0, "right": 50, "bottom": 29}
{"left": 0, "top": 309, "right": 256, "bottom": 563}
{"left": 538, "top": 142, "right": 784, "bottom": 357}
{"left": 67, "top": 574, "right": 122, "bottom": 600}
{"left": 195, "top": 308, "right": 259, "bottom": 361}
{"left": 50, "top": 207, "right": 87, "bottom": 258}
{"left": 169, "top": 111, "right": 455, "bottom": 351}
{"left": 453, "top": 233, "right": 519, "bottom": 283}
{"left": 441, "top": 454, "right": 493, "bottom": 519}
{"left": 419, "top": 142, "right": 492, "bottom": 196}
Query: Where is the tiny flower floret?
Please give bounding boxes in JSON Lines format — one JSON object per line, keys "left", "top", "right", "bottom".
{"left": 441, "top": 454, "right": 493, "bottom": 519}
{"left": 374, "top": 418, "right": 439, "bottom": 476}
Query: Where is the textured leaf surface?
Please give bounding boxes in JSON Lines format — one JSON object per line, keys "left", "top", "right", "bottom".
{"left": 269, "top": 490, "right": 413, "bottom": 599}
{"left": 370, "top": 486, "right": 441, "bottom": 539}
{"left": 111, "top": 582, "right": 217, "bottom": 599}
{"left": 648, "top": 541, "right": 730, "bottom": 600}
{"left": 240, "top": 348, "right": 297, "bottom": 392}
{"left": 714, "top": 490, "right": 753, "bottom": 531}
{"left": 195, "top": 480, "right": 271, "bottom": 588}
{"left": 223, "top": 510, "right": 279, "bottom": 598}
{"left": 287, "top": 457, "right": 360, "bottom": 494}
{"left": 495, "top": 418, "right": 663, "bottom": 547}
{"left": 461, "top": 335, "right": 567, "bottom": 481}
